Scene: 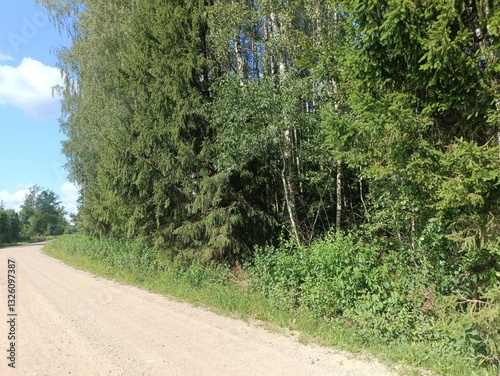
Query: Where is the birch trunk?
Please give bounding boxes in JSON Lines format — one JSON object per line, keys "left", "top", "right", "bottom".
{"left": 233, "top": 36, "right": 245, "bottom": 85}
{"left": 281, "top": 129, "right": 301, "bottom": 244}
{"left": 269, "top": 11, "right": 301, "bottom": 245}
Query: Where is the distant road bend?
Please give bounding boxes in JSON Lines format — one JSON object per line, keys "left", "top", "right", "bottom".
{"left": 0, "top": 244, "right": 397, "bottom": 375}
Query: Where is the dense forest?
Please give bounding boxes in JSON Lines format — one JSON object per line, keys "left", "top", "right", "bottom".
{"left": 39, "top": 0, "right": 499, "bottom": 371}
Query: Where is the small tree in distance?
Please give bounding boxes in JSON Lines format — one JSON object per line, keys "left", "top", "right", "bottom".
{"left": 19, "top": 186, "right": 68, "bottom": 239}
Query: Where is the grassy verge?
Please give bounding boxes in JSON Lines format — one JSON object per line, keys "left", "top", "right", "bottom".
{"left": 1, "top": 235, "right": 61, "bottom": 249}
{"left": 0, "top": 241, "right": 30, "bottom": 248}
{"left": 44, "top": 234, "right": 496, "bottom": 376}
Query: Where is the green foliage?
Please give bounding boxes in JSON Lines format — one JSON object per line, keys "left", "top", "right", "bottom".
{"left": 40, "top": 0, "right": 221, "bottom": 254}
{"left": 0, "top": 203, "right": 20, "bottom": 244}
{"left": 40, "top": 0, "right": 345, "bottom": 257}
{"left": 250, "top": 232, "right": 500, "bottom": 371}
{"left": 323, "top": 0, "right": 500, "bottom": 307}
{"left": 46, "top": 234, "right": 233, "bottom": 291}
{"left": 250, "top": 234, "right": 419, "bottom": 334}
{"left": 19, "top": 186, "right": 68, "bottom": 238}
{"left": 435, "top": 140, "right": 500, "bottom": 252}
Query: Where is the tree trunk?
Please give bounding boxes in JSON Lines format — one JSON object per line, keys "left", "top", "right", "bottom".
{"left": 267, "top": 11, "right": 301, "bottom": 245}
{"left": 233, "top": 35, "right": 245, "bottom": 86}
{"left": 281, "top": 129, "right": 301, "bottom": 245}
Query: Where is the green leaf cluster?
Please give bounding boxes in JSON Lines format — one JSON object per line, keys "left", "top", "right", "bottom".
{"left": 0, "top": 203, "right": 20, "bottom": 244}
{"left": 19, "top": 185, "right": 68, "bottom": 238}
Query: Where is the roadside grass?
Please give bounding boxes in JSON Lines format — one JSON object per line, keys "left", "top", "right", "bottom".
{"left": 0, "top": 236, "right": 52, "bottom": 248}
{"left": 0, "top": 241, "right": 30, "bottom": 249}
{"left": 43, "top": 235, "right": 496, "bottom": 376}
{"left": 0, "top": 235, "right": 61, "bottom": 249}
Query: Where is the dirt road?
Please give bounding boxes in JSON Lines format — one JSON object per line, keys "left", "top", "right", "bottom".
{"left": 0, "top": 243, "right": 398, "bottom": 375}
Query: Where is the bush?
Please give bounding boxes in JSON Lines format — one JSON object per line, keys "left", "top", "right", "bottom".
{"left": 249, "top": 231, "right": 500, "bottom": 371}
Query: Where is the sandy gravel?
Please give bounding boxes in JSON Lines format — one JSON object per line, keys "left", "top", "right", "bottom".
{"left": 0, "top": 243, "right": 398, "bottom": 375}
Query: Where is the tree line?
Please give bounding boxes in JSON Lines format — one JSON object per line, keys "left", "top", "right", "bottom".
{"left": 0, "top": 186, "right": 70, "bottom": 244}
{"left": 39, "top": 0, "right": 499, "bottom": 291}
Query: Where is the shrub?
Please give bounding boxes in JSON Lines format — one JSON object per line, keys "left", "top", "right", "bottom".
{"left": 249, "top": 231, "right": 500, "bottom": 371}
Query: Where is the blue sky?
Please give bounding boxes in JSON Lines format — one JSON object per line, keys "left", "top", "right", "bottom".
{"left": 0, "top": 1, "right": 78, "bottom": 213}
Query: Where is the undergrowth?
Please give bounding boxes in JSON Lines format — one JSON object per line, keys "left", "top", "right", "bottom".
{"left": 44, "top": 234, "right": 499, "bottom": 375}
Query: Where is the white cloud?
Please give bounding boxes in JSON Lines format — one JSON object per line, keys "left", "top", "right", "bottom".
{"left": 60, "top": 182, "right": 79, "bottom": 214}
{"left": 0, "top": 188, "right": 29, "bottom": 212}
{"left": 0, "top": 53, "right": 13, "bottom": 62}
{"left": 0, "top": 57, "right": 63, "bottom": 119}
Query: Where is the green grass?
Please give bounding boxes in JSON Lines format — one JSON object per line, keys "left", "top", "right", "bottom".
{"left": 0, "top": 235, "right": 60, "bottom": 249}
{"left": 43, "top": 235, "right": 497, "bottom": 376}
{"left": 0, "top": 241, "right": 30, "bottom": 248}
